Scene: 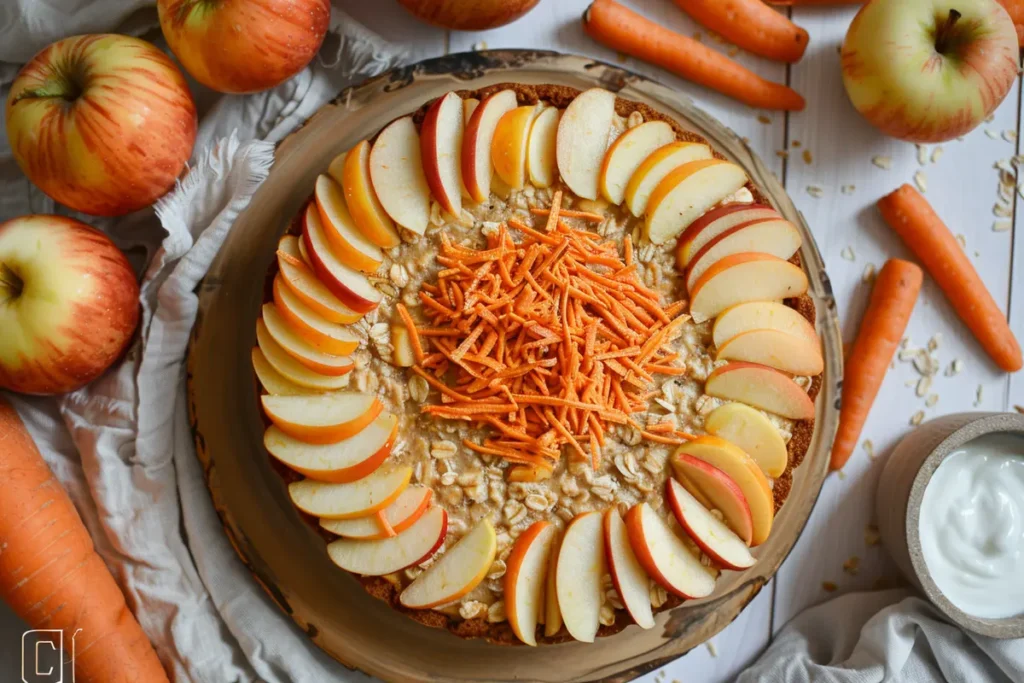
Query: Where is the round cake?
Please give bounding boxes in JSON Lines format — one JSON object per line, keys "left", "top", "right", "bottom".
{"left": 251, "top": 83, "right": 822, "bottom": 646}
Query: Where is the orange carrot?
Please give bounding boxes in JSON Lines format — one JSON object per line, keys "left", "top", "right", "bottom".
{"left": 583, "top": 0, "right": 805, "bottom": 111}
{"left": 831, "top": 260, "right": 922, "bottom": 471}
{"left": 0, "top": 397, "right": 168, "bottom": 683}
{"left": 997, "top": 0, "right": 1024, "bottom": 46}
{"left": 672, "top": 0, "right": 809, "bottom": 63}
{"left": 767, "top": 0, "right": 863, "bottom": 4}
{"left": 878, "top": 184, "right": 1022, "bottom": 373}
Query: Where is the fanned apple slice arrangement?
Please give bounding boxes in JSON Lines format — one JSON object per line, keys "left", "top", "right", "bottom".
{"left": 250, "top": 85, "right": 825, "bottom": 645}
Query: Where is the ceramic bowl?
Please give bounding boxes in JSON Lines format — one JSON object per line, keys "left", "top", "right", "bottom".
{"left": 877, "top": 411, "right": 1024, "bottom": 639}
{"left": 186, "top": 50, "right": 843, "bottom": 681}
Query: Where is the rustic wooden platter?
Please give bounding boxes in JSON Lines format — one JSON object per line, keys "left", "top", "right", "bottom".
{"left": 186, "top": 50, "right": 842, "bottom": 683}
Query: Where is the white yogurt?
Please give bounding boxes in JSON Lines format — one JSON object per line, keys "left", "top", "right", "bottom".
{"left": 918, "top": 434, "right": 1024, "bottom": 619}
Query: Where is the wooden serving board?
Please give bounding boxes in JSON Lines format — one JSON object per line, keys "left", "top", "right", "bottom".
{"left": 186, "top": 50, "right": 841, "bottom": 683}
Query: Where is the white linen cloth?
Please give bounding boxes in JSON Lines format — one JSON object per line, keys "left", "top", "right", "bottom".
{"left": 3, "top": 2, "right": 1024, "bottom": 682}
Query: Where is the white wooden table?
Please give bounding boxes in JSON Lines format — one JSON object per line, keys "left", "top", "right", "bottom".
{"left": 343, "top": 1, "right": 1024, "bottom": 680}
{"left": 2, "top": 1, "right": 1021, "bottom": 680}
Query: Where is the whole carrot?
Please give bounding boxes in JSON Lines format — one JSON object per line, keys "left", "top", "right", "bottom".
{"left": 0, "top": 398, "right": 168, "bottom": 683}
{"left": 672, "top": 0, "right": 808, "bottom": 63}
{"left": 583, "top": 0, "right": 805, "bottom": 111}
{"left": 832, "top": 260, "right": 923, "bottom": 471}
{"left": 878, "top": 184, "right": 1022, "bottom": 372}
{"left": 767, "top": 1, "right": 864, "bottom": 5}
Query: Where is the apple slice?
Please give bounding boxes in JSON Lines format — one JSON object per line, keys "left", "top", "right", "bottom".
{"left": 400, "top": 519, "right": 498, "bottom": 609}
{"left": 491, "top": 104, "right": 538, "bottom": 190}
{"left": 705, "top": 361, "right": 815, "bottom": 420}
{"left": 705, "top": 403, "right": 789, "bottom": 478}
{"left": 624, "top": 503, "right": 715, "bottom": 599}
{"left": 272, "top": 277, "right": 360, "bottom": 356}
{"left": 303, "top": 204, "right": 383, "bottom": 314}
{"left": 261, "top": 391, "right": 383, "bottom": 444}
{"left": 264, "top": 413, "right": 397, "bottom": 483}
{"left": 252, "top": 347, "right": 321, "bottom": 397}
{"left": 505, "top": 521, "right": 559, "bottom": 645}
{"left": 603, "top": 508, "right": 655, "bottom": 629}
{"left": 276, "top": 240, "right": 363, "bottom": 325}
{"left": 526, "top": 105, "right": 560, "bottom": 188}
{"left": 672, "top": 436, "right": 774, "bottom": 546}
{"left": 369, "top": 116, "right": 432, "bottom": 234}
{"left": 624, "top": 141, "right": 713, "bottom": 217}
{"left": 255, "top": 319, "right": 352, "bottom": 392}
{"left": 314, "top": 174, "right": 384, "bottom": 273}
{"left": 261, "top": 303, "right": 354, "bottom": 376}
{"left": 321, "top": 485, "right": 432, "bottom": 540}
{"left": 391, "top": 323, "right": 416, "bottom": 367}
{"left": 463, "top": 97, "right": 479, "bottom": 125}
{"left": 717, "top": 328, "right": 824, "bottom": 376}
{"left": 666, "top": 479, "right": 755, "bottom": 571}
{"left": 326, "top": 505, "right": 446, "bottom": 575}
{"left": 544, "top": 532, "right": 563, "bottom": 637}
{"left": 671, "top": 453, "right": 754, "bottom": 546}
{"left": 289, "top": 465, "right": 411, "bottom": 519}
{"left": 556, "top": 510, "right": 606, "bottom": 642}
{"left": 556, "top": 88, "right": 616, "bottom": 200}
{"left": 421, "top": 92, "right": 465, "bottom": 218}
{"left": 675, "top": 203, "right": 779, "bottom": 268}
{"left": 685, "top": 219, "right": 802, "bottom": 292}
{"left": 599, "top": 121, "right": 675, "bottom": 206}
{"left": 463, "top": 89, "right": 518, "bottom": 203}
{"left": 645, "top": 159, "right": 749, "bottom": 245}
{"left": 331, "top": 142, "right": 401, "bottom": 248}
{"left": 689, "top": 253, "right": 809, "bottom": 323}
{"left": 712, "top": 301, "right": 817, "bottom": 349}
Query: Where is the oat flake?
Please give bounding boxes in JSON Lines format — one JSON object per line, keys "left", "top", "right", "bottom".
{"left": 913, "top": 170, "right": 927, "bottom": 193}
{"left": 872, "top": 155, "right": 892, "bottom": 169}
{"left": 840, "top": 246, "right": 855, "bottom": 262}
{"left": 993, "top": 220, "right": 1012, "bottom": 232}
{"left": 806, "top": 185, "right": 824, "bottom": 198}
{"left": 909, "top": 410, "right": 925, "bottom": 426}
{"left": 916, "top": 144, "right": 928, "bottom": 166}
{"left": 841, "top": 184, "right": 856, "bottom": 195}
{"left": 930, "top": 146, "right": 944, "bottom": 164}
{"left": 862, "top": 263, "right": 876, "bottom": 283}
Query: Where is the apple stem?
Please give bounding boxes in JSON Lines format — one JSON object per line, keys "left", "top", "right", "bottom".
{"left": 934, "top": 9, "right": 962, "bottom": 54}
{"left": 0, "top": 263, "right": 23, "bottom": 302}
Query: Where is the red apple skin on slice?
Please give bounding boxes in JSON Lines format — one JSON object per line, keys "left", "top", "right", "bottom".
{"left": 705, "top": 361, "right": 815, "bottom": 420}
{"left": 599, "top": 120, "right": 675, "bottom": 206}
{"left": 604, "top": 508, "right": 655, "bottom": 629}
{"left": 261, "top": 392, "right": 384, "bottom": 444}
{"left": 263, "top": 412, "right": 397, "bottom": 483}
{"left": 326, "top": 505, "right": 447, "bottom": 576}
{"left": 252, "top": 347, "right": 325, "bottom": 397}
{"left": 644, "top": 159, "right": 749, "bottom": 245}
{"left": 276, "top": 237, "right": 364, "bottom": 324}
{"left": 314, "top": 174, "right": 384, "bottom": 273}
{"left": 672, "top": 453, "right": 754, "bottom": 546}
{"left": 333, "top": 141, "right": 401, "bottom": 248}
{"left": 369, "top": 116, "right": 432, "bottom": 234}
{"left": 675, "top": 203, "right": 779, "bottom": 268}
{"left": 624, "top": 141, "right": 713, "bottom": 217}
{"left": 421, "top": 91, "right": 465, "bottom": 218}
{"left": 689, "top": 253, "right": 809, "bottom": 323}
{"left": 666, "top": 479, "right": 756, "bottom": 571}
{"left": 505, "top": 521, "right": 559, "bottom": 646}
{"left": 684, "top": 218, "right": 802, "bottom": 292}
{"left": 463, "top": 89, "right": 518, "bottom": 203}
{"left": 302, "top": 204, "right": 383, "bottom": 314}
{"left": 321, "top": 485, "right": 432, "bottom": 540}
{"left": 400, "top": 519, "right": 498, "bottom": 609}
{"left": 261, "top": 303, "right": 354, "bottom": 377}
{"left": 272, "top": 276, "right": 360, "bottom": 356}
{"left": 289, "top": 465, "right": 411, "bottom": 519}
{"left": 255, "top": 319, "right": 352, "bottom": 392}
{"left": 624, "top": 503, "right": 716, "bottom": 600}
{"left": 712, "top": 301, "right": 817, "bottom": 349}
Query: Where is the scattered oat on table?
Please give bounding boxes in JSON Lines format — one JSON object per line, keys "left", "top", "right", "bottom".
{"left": 993, "top": 220, "right": 1012, "bottom": 232}
{"left": 864, "top": 524, "right": 881, "bottom": 546}
{"left": 985, "top": 129, "right": 1000, "bottom": 139}
{"left": 706, "top": 641, "right": 718, "bottom": 658}
{"left": 926, "top": 394, "right": 939, "bottom": 408}
{"left": 837, "top": 470, "right": 847, "bottom": 480}
{"left": 913, "top": 170, "right": 927, "bottom": 193}
{"left": 822, "top": 581, "right": 838, "bottom": 592}
{"left": 803, "top": 149, "right": 813, "bottom": 165}
{"left": 807, "top": 185, "right": 824, "bottom": 198}
{"left": 1004, "top": 130, "right": 1018, "bottom": 143}
{"left": 872, "top": 155, "right": 892, "bottom": 170}
{"left": 757, "top": 114, "right": 772, "bottom": 125}
{"left": 910, "top": 410, "right": 925, "bottom": 426}
{"left": 841, "top": 246, "right": 855, "bottom": 261}
{"left": 974, "top": 384, "right": 984, "bottom": 407}
{"left": 916, "top": 376, "right": 931, "bottom": 397}
{"left": 792, "top": 140, "right": 802, "bottom": 148}
{"left": 841, "top": 184, "right": 856, "bottom": 195}
{"left": 863, "top": 439, "right": 875, "bottom": 460}
{"left": 916, "top": 144, "right": 928, "bottom": 166}
{"left": 776, "top": 149, "right": 789, "bottom": 159}
{"left": 843, "top": 556, "right": 861, "bottom": 576}
{"left": 994, "top": 203, "right": 1012, "bottom": 218}
{"left": 946, "top": 358, "right": 963, "bottom": 376}
{"left": 472, "top": 41, "right": 488, "bottom": 51}
{"left": 862, "top": 263, "right": 876, "bottom": 283}
{"left": 930, "top": 146, "right": 944, "bottom": 164}
{"left": 955, "top": 234, "right": 967, "bottom": 250}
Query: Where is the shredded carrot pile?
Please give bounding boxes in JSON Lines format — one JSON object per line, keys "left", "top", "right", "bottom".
{"left": 403, "top": 194, "right": 692, "bottom": 474}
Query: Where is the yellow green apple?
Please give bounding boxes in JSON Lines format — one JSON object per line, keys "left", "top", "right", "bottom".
{"left": 841, "top": 0, "right": 1018, "bottom": 142}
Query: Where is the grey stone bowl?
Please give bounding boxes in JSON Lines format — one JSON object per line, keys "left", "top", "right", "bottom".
{"left": 877, "top": 412, "right": 1024, "bottom": 639}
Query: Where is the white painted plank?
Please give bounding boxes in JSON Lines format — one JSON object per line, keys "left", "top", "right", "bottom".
{"left": 1001, "top": 82, "right": 1024, "bottom": 409}
{"left": 342, "top": 1, "right": 447, "bottom": 62}
{"left": 775, "top": 6, "right": 1021, "bottom": 630}
{"left": 448, "top": 3, "right": 785, "bottom": 678}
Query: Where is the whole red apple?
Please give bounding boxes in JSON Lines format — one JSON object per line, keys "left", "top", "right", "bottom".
{"left": 158, "top": 0, "right": 332, "bottom": 94}
{"left": 841, "top": 0, "right": 1018, "bottom": 143}
{"left": 397, "top": 0, "right": 540, "bottom": 30}
{"left": 0, "top": 216, "right": 140, "bottom": 395}
{"left": 5, "top": 35, "right": 197, "bottom": 217}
